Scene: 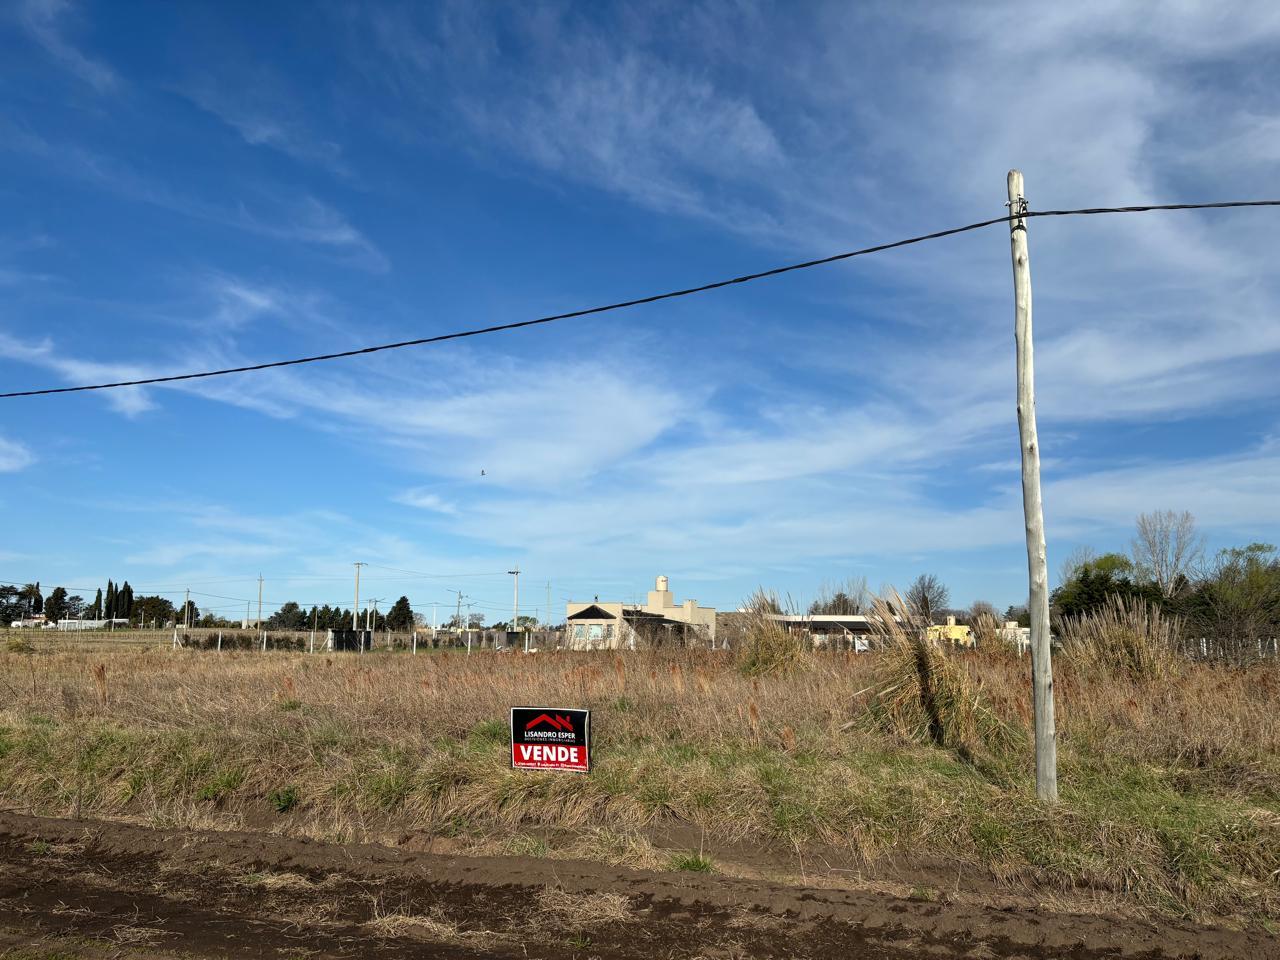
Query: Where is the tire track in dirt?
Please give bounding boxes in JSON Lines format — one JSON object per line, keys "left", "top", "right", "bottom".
{"left": 0, "top": 811, "right": 1273, "bottom": 959}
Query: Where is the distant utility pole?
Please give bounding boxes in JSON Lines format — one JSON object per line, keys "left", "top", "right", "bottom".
{"left": 258, "top": 574, "right": 265, "bottom": 651}
{"left": 508, "top": 566, "right": 521, "bottom": 651}
{"left": 352, "top": 562, "right": 365, "bottom": 632}
{"left": 455, "top": 591, "right": 465, "bottom": 652}
{"left": 184, "top": 587, "right": 190, "bottom": 630}
{"left": 546, "top": 581, "right": 551, "bottom": 630}
{"left": 1007, "top": 169, "right": 1057, "bottom": 803}
{"left": 370, "top": 599, "right": 383, "bottom": 649}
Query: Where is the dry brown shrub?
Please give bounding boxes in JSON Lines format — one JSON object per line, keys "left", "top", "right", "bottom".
{"left": 863, "top": 592, "right": 1009, "bottom": 751}
{"left": 1059, "top": 595, "right": 1182, "bottom": 681}
{"left": 971, "top": 611, "right": 1019, "bottom": 660}
{"left": 90, "top": 662, "right": 108, "bottom": 708}
{"left": 735, "top": 590, "right": 806, "bottom": 677}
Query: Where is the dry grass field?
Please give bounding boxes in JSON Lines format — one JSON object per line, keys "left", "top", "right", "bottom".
{"left": 1, "top": 637, "right": 1278, "bottom": 927}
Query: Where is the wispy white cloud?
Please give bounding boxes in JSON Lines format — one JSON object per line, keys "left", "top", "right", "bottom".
{"left": 0, "top": 125, "right": 386, "bottom": 271}
{"left": 360, "top": 5, "right": 805, "bottom": 245}
{"left": 395, "top": 489, "right": 457, "bottom": 515}
{"left": 0, "top": 435, "right": 35, "bottom": 472}
{"left": 232, "top": 196, "right": 387, "bottom": 271}
{"left": 182, "top": 76, "right": 349, "bottom": 176}
{"left": 0, "top": 331, "right": 153, "bottom": 415}
{"left": 17, "top": 0, "right": 118, "bottom": 93}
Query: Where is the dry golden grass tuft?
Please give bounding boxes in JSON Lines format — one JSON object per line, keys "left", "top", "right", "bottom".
{"left": 535, "top": 886, "right": 633, "bottom": 926}
{"left": 1058, "top": 594, "right": 1183, "bottom": 681}
{"left": 237, "top": 870, "right": 321, "bottom": 891}
{"left": 735, "top": 590, "right": 807, "bottom": 677}
{"left": 863, "top": 592, "right": 1009, "bottom": 752}
{"left": 365, "top": 901, "right": 464, "bottom": 942}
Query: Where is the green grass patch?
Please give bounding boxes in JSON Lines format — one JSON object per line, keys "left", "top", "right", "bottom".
{"left": 468, "top": 718, "right": 508, "bottom": 745}
{"left": 196, "top": 768, "right": 245, "bottom": 803}
{"left": 268, "top": 784, "right": 300, "bottom": 813}
{"left": 669, "top": 851, "right": 714, "bottom": 873}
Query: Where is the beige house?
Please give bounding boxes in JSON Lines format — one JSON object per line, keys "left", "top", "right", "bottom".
{"left": 565, "top": 576, "right": 716, "bottom": 650}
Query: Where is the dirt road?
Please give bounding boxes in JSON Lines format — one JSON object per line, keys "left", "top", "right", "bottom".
{"left": 0, "top": 810, "right": 1273, "bottom": 959}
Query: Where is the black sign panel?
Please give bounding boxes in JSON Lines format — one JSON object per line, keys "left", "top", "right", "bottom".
{"left": 510, "top": 706, "right": 590, "bottom": 772}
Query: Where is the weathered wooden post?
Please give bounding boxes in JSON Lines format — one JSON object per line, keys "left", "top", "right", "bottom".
{"left": 1007, "top": 169, "right": 1058, "bottom": 802}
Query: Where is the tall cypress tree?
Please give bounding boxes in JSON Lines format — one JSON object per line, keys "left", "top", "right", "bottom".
{"left": 92, "top": 588, "right": 103, "bottom": 620}
{"left": 105, "top": 580, "right": 116, "bottom": 619}
{"left": 120, "top": 582, "right": 134, "bottom": 621}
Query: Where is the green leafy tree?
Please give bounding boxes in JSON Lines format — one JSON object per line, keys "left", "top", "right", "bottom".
{"left": 0, "top": 585, "right": 25, "bottom": 624}
{"left": 1050, "top": 553, "right": 1156, "bottom": 618}
{"left": 91, "top": 588, "right": 103, "bottom": 619}
{"left": 19, "top": 582, "right": 42, "bottom": 615}
{"left": 44, "top": 587, "right": 69, "bottom": 623}
{"left": 268, "top": 601, "right": 308, "bottom": 630}
{"left": 385, "top": 596, "right": 415, "bottom": 631}
{"left": 1181, "top": 543, "right": 1280, "bottom": 659}
{"left": 177, "top": 600, "right": 199, "bottom": 626}
{"left": 119, "top": 582, "right": 134, "bottom": 619}
{"left": 105, "top": 580, "right": 116, "bottom": 618}
{"left": 1003, "top": 604, "right": 1030, "bottom": 627}
{"left": 133, "top": 595, "right": 176, "bottom": 628}
{"left": 317, "top": 606, "right": 355, "bottom": 630}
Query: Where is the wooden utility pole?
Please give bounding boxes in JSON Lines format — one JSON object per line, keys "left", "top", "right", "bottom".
{"left": 352, "top": 562, "right": 365, "bottom": 631}
{"left": 258, "top": 574, "right": 265, "bottom": 652}
{"left": 509, "top": 566, "right": 521, "bottom": 651}
{"left": 1007, "top": 169, "right": 1058, "bottom": 802}
{"left": 455, "top": 591, "right": 464, "bottom": 653}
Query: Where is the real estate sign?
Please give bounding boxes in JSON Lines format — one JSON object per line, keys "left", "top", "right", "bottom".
{"left": 510, "top": 706, "right": 590, "bottom": 773}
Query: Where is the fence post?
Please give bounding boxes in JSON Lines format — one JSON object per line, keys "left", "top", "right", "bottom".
{"left": 217, "top": 630, "right": 222, "bottom": 653}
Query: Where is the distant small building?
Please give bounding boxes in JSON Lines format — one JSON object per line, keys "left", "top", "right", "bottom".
{"left": 565, "top": 576, "right": 716, "bottom": 650}
{"left": 766, "top": 614, "right": 877, "bottom": 651}
{"left": 56, "top": 618, "right": 129, "bottom": 631}
{"left": 998, "top": 621, "right": 1031, "bottom": 653}
{"left": 927, "top": 615, "right": 974, "bottom": 647}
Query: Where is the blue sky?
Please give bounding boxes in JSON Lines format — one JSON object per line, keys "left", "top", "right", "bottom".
{"left": 2, "top": 1, "right": 1279, "bottom": 622}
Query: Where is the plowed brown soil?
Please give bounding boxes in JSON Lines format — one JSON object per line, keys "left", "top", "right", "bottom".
{"left": 0, "top": 811, "right": 1274, "bottom": 959}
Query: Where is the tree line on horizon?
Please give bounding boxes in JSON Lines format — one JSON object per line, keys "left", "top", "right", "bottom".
{"left": 0, "top": 583, "right": 425, "bottom": 633}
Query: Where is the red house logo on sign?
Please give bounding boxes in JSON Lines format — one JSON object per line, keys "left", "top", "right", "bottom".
{"left": 510, "top": 707, "right": 590, "bottom": 772}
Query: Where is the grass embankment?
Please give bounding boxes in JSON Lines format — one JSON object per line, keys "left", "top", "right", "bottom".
{"left": 0, "top": 644, "right": 1277, "bottom": 924}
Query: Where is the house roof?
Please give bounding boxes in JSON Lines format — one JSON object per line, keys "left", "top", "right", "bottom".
{"left": 567, "top": 604, "right": 617, "bottom": 621}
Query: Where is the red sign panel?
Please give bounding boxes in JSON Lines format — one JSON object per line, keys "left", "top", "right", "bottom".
{"left": 510, "top": 707, "right": 590, "bottom": 772}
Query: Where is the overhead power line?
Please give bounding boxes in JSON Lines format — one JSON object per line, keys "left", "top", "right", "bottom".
{"left": 2, "top": 199, "right": 1277, "bottom": 401}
